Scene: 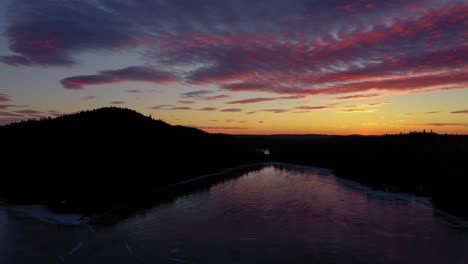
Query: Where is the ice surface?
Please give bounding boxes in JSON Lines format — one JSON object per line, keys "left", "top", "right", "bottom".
{"left": 4, "top": 205, "right": 85, "bottom": 225}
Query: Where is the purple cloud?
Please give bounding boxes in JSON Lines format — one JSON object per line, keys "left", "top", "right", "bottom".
{"left": 0, "top": 104, "right": 25, "bottom": 110}
{"left": 221, "top": 108, "right": 242, "bottom": 112}
{"left": 226, "top": 95, "right": 303, "bottom": 104}
{"left": 61, "top": 66, "right": 175, "bottom": 89}
{"left": 14, "top": 110, "right": 42, "bottom": 114}
{"left": 178, "top": 101, "right": 195, "bottom": 104}
{"left": 199, "top": 107, "right": 217, "bottom": 111}
{"left": 171, "top": 107, "right": 192, "bottom": 110}
{"left": 127, "top": 89, "right": 159, "bottom": 93}
{"left": 181, "top": 90, "right": 230, "bottom": 101}
{"left": 0, "top": 111, "right": 23, "bottom": 117}
{"left": 1, "top": 1, "right": 136, "bottom": 66}
{"left": 149, "top": 105, "right": 173, "bottom": 110}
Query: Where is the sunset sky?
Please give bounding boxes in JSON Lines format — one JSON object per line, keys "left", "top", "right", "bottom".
{"left": 0, "top": 0, "right": 467, "bottom": 134}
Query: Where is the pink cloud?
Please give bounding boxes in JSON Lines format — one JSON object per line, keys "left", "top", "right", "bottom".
{"left": 0, "top": 93, "right": 12, "bottom": 102}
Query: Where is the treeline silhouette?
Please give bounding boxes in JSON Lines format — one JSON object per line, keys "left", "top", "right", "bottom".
{"left": 1, "top": 107, "right": 467, "bottom": 220}
{"left": 242, "top": 132, "right": 468, "bottom": 218}
{"left": 0, "top": 107, "right": 264, "bottom": 213}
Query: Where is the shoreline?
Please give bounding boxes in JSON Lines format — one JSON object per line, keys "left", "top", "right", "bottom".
{"left": 3, "top": 162, "right": 467, "bottom": 228}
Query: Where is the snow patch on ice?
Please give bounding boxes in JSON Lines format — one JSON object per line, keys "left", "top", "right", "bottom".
{"left": 335, "top": 177, "right": 431, "bottom": 205}
{"left": 68, "top": 241, "right": 83, "bottom": 255}
{"left": 168, "top": 257, "right": 190, "bottom": 263}
{"left": 3, "top": 205, "right": 86, "bottom": 225}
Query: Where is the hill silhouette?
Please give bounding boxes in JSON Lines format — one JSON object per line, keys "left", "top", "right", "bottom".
{"left": 0, "top": 107, "right": 263, "bottom": 212}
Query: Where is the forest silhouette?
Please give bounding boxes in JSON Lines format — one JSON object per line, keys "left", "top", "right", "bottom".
{"left": 1, "top": 107, "right": 467, "bottom": 220}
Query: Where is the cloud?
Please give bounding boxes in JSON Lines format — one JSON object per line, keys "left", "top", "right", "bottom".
{"left": 110, "top": 101, "right": 125, "bottom": 105}
{"left": 0, "top": 111, "right": 23, "bottom": 117}
{"left": 1, "top": 1, "right": 136, "bottom": 66}
{"left": 0, "top": 104, "right": 26, "bottom": 110}
{"left": 195, "top": 126, "right": 249, "bottom": 130}
{"left": 171, "top": 107, "right": 192, "bottom": 110}
{"left": 181, "top": 90, "right": 214, "bottom": 98}
{"left": 340, "top": 109, "right": 378, "bottom": 113}
{"left": 181, "top": 90, "right": 230, "bottom": 101}
{"left": 127, "top": 89, "right": 142, "bottom": 93}
{"left": 61, "top": 66, "right": 175, "bottom": 89}
{"left": 199, "top": 107, "right": 217, "bottom": 111}
{"left": 0, "top": 55, "right": 33, "bottom": 66}
{"left": 334, "top": 93, "right": 381, "bottom": 101}
{"left": 424, "top": 123, "right": 468, "bottom": 127}
{"left": 294, "top": 106, "right": 331, "bottom": 110}
{"left": 367, "top": 102, "right": 391, "bottom": 107}
{"left": 149, "top": 105, "right": 173, "bottom": 110}
{"left": 248, "top": 109, "right": 290, "bottom": 114}
{"left": 203, "top": 95, "right": 231, "bottom": 100}
{"left": 226, "top": 95, "right": 303, "bottom": 104}
{"left": 127, "top": 89, "right": 158, "bottom": 93}
{"left": 48, "top": 110, "right": 62, "bottom": 117}
{"left": 450, "top": 110, "right": 468, "bottom": 114}
{"left": 81, "top": 96, "right": 96, "bottom": 100}
{"left": 178, "top": 101, "right": 195, "bottom": 104}
{"left": 2, "top": 0, "right": 466, "bottom": 98}
{"left": 226, "top": 97, "right": 278, "bottom": 104}
{"left": 0, "top": 93, "right": 12, "bottom": 102}
{"left": 221, "top": 108, "right": 242, "bottom": 112}
{"left": 246, "top": 105, "right": 331, "bottom": 114}
{"left": 14, "top": 110, "right": 42, "bottom": 114}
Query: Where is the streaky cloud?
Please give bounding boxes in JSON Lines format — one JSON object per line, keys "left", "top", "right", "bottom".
{"left": 221, "top": 108, "right": 242, "bottom": 112}
{"left": 450, "top": 110, "right": 468, "bottom": 114}
{"left": 0, "top": 93, "right": 12, "bottom": 102}
{"left": 61, "top": 66, "right": 175, "bottom": 89}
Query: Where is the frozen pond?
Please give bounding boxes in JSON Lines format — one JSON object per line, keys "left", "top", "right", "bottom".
{"left": 1, "top": 164, "right": 468, "bottom": 263}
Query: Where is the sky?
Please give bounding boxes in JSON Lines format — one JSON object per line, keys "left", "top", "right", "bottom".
{"left": 0, "top": 0, "right": 467, "bottom": 135}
